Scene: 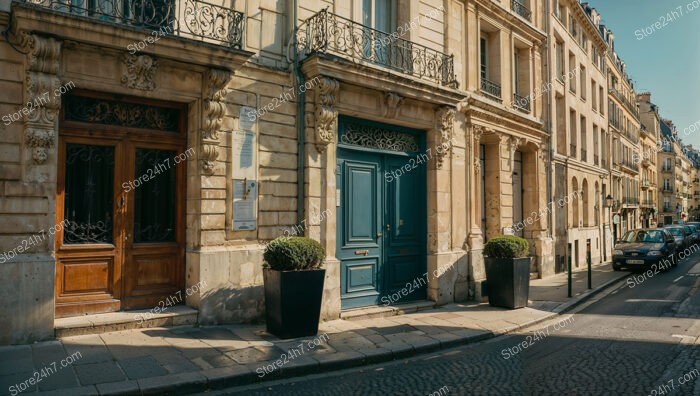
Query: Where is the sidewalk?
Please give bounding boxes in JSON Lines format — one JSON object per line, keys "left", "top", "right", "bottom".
{"left": 0, "top": 263, "right": 627, "bottom": 395}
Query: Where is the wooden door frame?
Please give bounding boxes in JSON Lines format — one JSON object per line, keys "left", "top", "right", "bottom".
{"left": 55, "top": 91, "right": 188, "bottom": 317}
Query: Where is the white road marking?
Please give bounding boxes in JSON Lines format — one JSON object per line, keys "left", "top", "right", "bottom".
{"left": 673, "top": 276, "right": 684, "bottom": 283}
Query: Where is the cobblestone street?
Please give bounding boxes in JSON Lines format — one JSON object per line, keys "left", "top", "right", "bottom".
{"left": 213, "top": 259, "right": 700, "bottom": 396}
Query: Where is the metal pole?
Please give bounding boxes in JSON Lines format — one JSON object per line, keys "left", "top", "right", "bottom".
{"left": 567, "top": 242, "right": 572, "bottom": 298}
{"left": 587, "top": 249, "right": 592, "bottom": 289}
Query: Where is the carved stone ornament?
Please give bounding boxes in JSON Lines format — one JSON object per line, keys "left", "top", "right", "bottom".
{"left": 435, "top": 106, "right": 456, "bottom": 169}
{"left": 538, "top": 141, "right": 549, "bottom": 163}
{"left": 21, "top": 34, "right": 62, "bottom": 164}
{"left": 121, "top": 54, "right": 158, "bottom": 91}
{"left": 201, "top": 68, "right": 231, "bottom": 175}
{"left": 315, "top": 77, "right": 339, "bottom": 152}
{"left": 474, "top": 158, "right": 481, "bottom": 175}
{"left": 382, "top": 92, "right": 404, "bottom": 119}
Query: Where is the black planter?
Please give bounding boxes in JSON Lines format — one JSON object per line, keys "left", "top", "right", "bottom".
{"left": 484, "top": 257, "right": 531, "bottom": 309}
{"left": 263, "top": 268, "right": 326, "bottom": 339}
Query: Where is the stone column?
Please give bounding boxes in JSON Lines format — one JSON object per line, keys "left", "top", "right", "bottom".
{"left": 467, "top": 124, "right": 485, "bottom": 301}
{"left": 427, "top": 106, "right": 455, "bottom": 305}
{"left": 532, "top": 142, "right": 554, "bottom": 277}
{"left": 309, "top": 76, "right": 341, "bottom": 320}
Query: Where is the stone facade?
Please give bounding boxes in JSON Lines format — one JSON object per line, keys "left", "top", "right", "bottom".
{"left": 2, "top": 0, "right": 697, "bottom": 346}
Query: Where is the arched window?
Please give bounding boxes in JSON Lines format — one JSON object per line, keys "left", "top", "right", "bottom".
{"left": 572, "top": 177, "right": 580, "bottom": 228}
{"left": 582, "top": 179, "right": 590, "bottom": 227}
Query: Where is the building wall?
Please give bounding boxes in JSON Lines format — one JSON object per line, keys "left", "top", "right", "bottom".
{"left": 549, "top": 0, "right": 609, "bottom": 270}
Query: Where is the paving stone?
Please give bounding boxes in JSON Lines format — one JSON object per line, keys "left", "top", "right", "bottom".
{"left": 37, "top": 384, "right": 99, "bottom": 395}
{"left": 224, "top": 346, "right": 285, "bottom": 365}
{"left": 202, "top": 365, "right": 255, "bottom": 389}
{"left": 95, "top": 380, "right": 141, "bottom": 396}
{"left": 61, "top": 334, "right": 112, "bottom": 365}
{"left": 137, "top": 371, "right": 207, "bottom": 395}
{"left": 36, "top": 365, "right": 80, "bottom": 392}
{"left": 31, "top": 341, "right": 68, "bottom": 367}
{"left": 153, "top": 352, "right": 200, "bottom": 374}
{"left": 0, "top": 371, "right": 38, "bottom": 394}
{"left": 74, "top": 361, "right": 126, "bottom": 385}
{"left": 118, "top": 356, "right": 169, "bottom": 379}
{"left": 201, "top": 353, "right": 238, "bottom": 368}
{"left": 0, "top": 345, "right": 34, "bottom": 375}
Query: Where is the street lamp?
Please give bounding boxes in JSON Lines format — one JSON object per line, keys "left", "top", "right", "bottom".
{"left": 604, "top": 195, "right": 614, "bottom": 208}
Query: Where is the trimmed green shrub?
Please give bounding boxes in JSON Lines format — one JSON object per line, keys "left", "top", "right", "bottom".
{"left": 263, "top": 236, "right": 325, "bottom": 271}
{"left": 484, "top": 235, "right": 529, "bottom": 259}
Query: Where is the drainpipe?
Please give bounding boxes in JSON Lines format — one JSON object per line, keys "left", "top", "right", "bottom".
{"left": 292, "top": 0, "right": 306, "bottom": 229}
{"left": 544, "top": 0, "right": 553, "bottom": 239}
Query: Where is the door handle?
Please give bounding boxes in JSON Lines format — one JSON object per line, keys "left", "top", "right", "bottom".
{"left": 376, "top": 232, "right": 383, "bottom": 238}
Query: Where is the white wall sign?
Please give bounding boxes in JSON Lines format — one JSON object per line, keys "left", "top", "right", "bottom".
{"left": 233, "top": 179, "right": 257, "bottom": 230}
{"left": 239, "top": 106, "right": 256, "bottom": 132}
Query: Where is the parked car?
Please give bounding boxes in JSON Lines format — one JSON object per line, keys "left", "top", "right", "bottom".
{"left": 613, "top": 228, "right": 676, "bottom": 271}
{"left": 687, "top": 222, "right": 700, "bottom": 244}
{"left": 683, "top": 225, "right": 699, "bottom": 246}
{"left": 663, "top": 225, "right": 691, "bottom": 252}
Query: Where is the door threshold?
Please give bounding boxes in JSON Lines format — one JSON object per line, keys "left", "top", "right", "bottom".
{"left": 340, "top": 301, "right": 436, "bottom": 321}
{"left": 54, "top": 305, "right": 198, "bottom": 338}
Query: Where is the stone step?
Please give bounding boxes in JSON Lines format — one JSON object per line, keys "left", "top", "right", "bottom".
{"left": 340, "top": 301, "right": 437, "bottom": 321}
{"left": 55, "top": 305, "right": 198, "bottom": 338}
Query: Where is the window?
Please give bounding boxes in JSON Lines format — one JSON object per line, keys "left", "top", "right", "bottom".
{"left": 480, "top": 37, "right": 488, "bottom": 79}
{"left": 555, "top": 40, "right": 565, "bottom": 80}
{"left": 570, "top": 109, "right": 577, "bottom": 157}
{"left": 569, "top": 52, "right": 576, "bottom": 93}
{"left": 599, "top": 86, "right": 605, "bottom": 116}
{"left": 554, "top": 0, "right": 562, "bottom": 19}
{"left": 591, "top": 80, "right": 597, "bottom": 111}
{"left": 580, "top": 65, "right": 586, "bottom": 100}
{"left": 581, "top": 115, "right": 587, "bottom": 161}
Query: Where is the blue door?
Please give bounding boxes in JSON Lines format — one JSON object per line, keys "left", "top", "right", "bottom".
{"left": 337, "top": 117, "right": 427, "bottom": 309}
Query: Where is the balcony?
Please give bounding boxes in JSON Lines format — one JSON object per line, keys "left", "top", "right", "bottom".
{"left": 581, "top": 149, "right": 587, "bottom": 162}
{"left": 513, "top": 93, "right": 531, "bottom": 113}
{"left": 661, "top": 166, "right": 673, "bottom": 173}
{"left": 641, "top": 200, "right": 654, "bottom": 208}
{"left": 16, "top": 0, "right": 245, "bottom": 48}
{"left": 570, "top": 144, "right": 577, "bottom": 157}
{"left": 641, "top": 157, "right": 651, "bottom": 167}
{"left": 610, "top": 87, "right": 640, "bottom": 119}
{"left": 641, "top": 179, "right": 651, "bottom": 189}
{"left": 512, "top": 0, "right": 532, "bottom": 22}
{"left": 623, "top": 197, "right": 639, "bottom": 206}
{"left": 662, "top": 187, "right": 673, "bottom": 194}
{"left": 299, "top": 10, "right": 458, "bottom": 87}
{"left": 621, "top": 159, "right": 639, "bottom": 173}
{"left": 481, "top": 78, "right": 502, "bottom": 101}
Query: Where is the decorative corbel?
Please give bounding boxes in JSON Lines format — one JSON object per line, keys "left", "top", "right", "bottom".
{"left": 508, "top": 136, "right": 522, "bottom": 165}
{"left": 435, "top": 106, "right": 455, "bottom": 169}
{"left": 314, "top": 76, "right": 339, "bottom": 153}
{"left": 22, "top": 33, "right": 62, "bottom": 165}
{"left": 382, "top": 92, "right": 404, "bottom": 119}
{"left": 201, "top": 68, "right": 231, "bottom": 175}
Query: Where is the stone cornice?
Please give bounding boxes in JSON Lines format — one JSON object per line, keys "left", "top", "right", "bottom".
{"left": 300, "top": 55, "right": 467, "bottom": 107}
{"left": 461, "top": 95, "right": 546, "bottom": 138}
{"left": 11, "top": 4, "right": 253, "bottom": 71}
{"left": 552, "top": 154, "right": 609, "bottom": 176}
{"left": 565, "top": 0, "right": 608, "bottom": 51}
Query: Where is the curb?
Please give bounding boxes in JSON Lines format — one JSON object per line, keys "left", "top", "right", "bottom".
{"left": 56, "top": 272, "right": 630, "bottom": 395}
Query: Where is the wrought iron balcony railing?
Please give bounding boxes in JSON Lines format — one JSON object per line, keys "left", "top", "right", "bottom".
{"left": 297, "top": 9, "right": 458, "bottom": 87}
{"left": 512, "top": 0, "right": 532, "bottom": 21}
{"left": 581, "top": 149, "right": 587, "bottom": 162}
{"left": 480, "top": 77, "right": 502, "bottom": 101}
{"left": 570, "top": 144, "right": 577, "bottom": 157}
{"left": 513, "top": 93, "right": 530, "bottom": 112}
{"left": 16, "top": 0, "right": 244, "bottom": 48}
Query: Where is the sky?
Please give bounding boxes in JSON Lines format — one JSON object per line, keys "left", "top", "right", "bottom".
{"left": 586, "top": 0, "right": 700, "bottom": 147}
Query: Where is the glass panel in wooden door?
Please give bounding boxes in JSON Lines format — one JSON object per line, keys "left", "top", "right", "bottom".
{"left": 55, "top": 142, "right": 122, "bottom": 317}
{"left": 122, "top": 147, "right": 184, "bottom": 309}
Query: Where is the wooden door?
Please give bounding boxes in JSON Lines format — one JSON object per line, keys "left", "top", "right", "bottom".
{"left": 55, "top": 93, "right": 186, "bottom": 318}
